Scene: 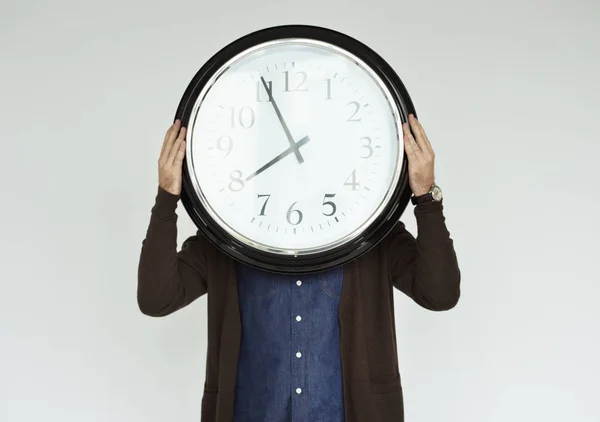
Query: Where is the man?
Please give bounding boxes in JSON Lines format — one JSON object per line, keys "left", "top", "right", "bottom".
{"left": 137, "top": 114, "right": 461, "bottom": 422}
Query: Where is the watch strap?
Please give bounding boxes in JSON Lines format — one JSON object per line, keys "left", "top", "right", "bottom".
{"left": 411, "top": 192, "right": 434, "bottom": 205}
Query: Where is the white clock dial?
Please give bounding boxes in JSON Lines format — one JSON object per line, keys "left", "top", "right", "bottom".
{"left": 187, "top": 39, "right": 403, "bottom": 254}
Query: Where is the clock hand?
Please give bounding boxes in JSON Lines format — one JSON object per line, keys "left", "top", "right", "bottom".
{"left": 245, "top": 135, "right": 310, "bottom": 182}
{"left": 261, "top": 76, "right": 305, "bottom": 164}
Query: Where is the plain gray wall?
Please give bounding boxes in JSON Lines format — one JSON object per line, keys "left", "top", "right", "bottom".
{"left": 1, "top": 0, "right": 599, "bottom": 421}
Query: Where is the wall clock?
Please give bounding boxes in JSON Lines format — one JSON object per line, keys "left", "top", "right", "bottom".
{"left": 175, "top": 24, "right": 416, "bottom": 274}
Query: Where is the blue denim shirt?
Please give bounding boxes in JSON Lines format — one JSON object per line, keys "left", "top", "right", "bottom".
{"left": 233, "top": 263, "right": 345, "bottom": 422}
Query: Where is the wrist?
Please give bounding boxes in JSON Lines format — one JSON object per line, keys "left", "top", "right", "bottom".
{"left": 411, "top": 184, "right": 443, "bottom": 205}
{"left": 412, "top": 188, "right": 430, "bottom": 196}
{"left": 152, "top": 185, "right": 180, "bottom": 218}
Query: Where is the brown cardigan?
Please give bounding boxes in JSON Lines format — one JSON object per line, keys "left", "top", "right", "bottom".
{"left": 137, "top": 186, "right": 461, "bottom": 422}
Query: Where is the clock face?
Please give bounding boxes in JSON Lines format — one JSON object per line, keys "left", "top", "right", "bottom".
{"left": 185, "top": 39, "right": 403, "bottom": 256}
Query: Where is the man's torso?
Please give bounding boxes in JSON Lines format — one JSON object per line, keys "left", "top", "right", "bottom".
{"left": 233, "top": 264, "right": 345, "bottom": 422}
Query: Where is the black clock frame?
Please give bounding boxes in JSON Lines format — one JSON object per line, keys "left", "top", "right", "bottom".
{"left": 175, "top": 24, "right": 416, "bottom": 274}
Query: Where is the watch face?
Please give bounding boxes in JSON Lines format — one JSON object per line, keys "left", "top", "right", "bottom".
{"left": 177, "top": 25, "right": 414, "bottom": 273}
{"left": 432, "top": 185, "right": 443, "bottom": 201}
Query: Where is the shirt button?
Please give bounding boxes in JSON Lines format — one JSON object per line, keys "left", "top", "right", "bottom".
{"left": 296, "top": 315, "right": 302, "bottom": 322}
{"left": 296, "top": 388, "right": 302, "bottom": 395}
{"left": 296, "top": 280, "right": 302, "bottom": 286}
{"left": 296, "top": 351, "right": 302, "bottom": 358}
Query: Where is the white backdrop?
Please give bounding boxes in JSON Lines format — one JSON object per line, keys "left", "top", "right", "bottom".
{"left": 1, "top": 0, "right": 599, "bottom": 421}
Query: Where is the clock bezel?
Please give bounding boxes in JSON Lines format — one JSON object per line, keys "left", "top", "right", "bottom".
{"left": 175, "top": 24, "right": 415, "bottom": 274}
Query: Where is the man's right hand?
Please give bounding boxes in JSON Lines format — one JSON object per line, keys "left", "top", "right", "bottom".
{"left": 158, "top": 119, "right": 187, "bottom": 196}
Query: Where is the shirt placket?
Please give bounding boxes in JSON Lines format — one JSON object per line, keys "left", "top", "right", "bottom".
{"left": 291, "top": 277, "right": 306, "bottom": 422}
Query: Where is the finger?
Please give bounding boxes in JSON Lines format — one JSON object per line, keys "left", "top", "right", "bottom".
{"left": 168, "top": 137, "right": 183, "bottom": 165}
{"left": 408, "top": 114, "right": 427, "bottom": 151}
{"left": 160, "top": 126, "right": 173, "bottom": 157}
{"left": 409, "top": 114, "right": 434, "bottom": 155}
{"left": 161, "top": 120, "right": 181, "bottom": 159}
{"left": 403, "top": 134, "right": 419, "bottom": 160}
{"left": 403, "top": 131, "right": 420, "bottom": 162}
{"left": 174, "top": 139, "right": 186, "bottom": 167}
{"left": 402, "top": 122, "right": 421, "bottom": 157}
{"left": 168, "top": 127, "right": 186, "bottom": 164}
{"left": 160, "top": 121, "right": 179, "bottom": 161}
{"left": 162, "top": 120, "right": 179, "bottom": 145}
{"left": 403, "top": 120, "right": 421, "bottom": 150}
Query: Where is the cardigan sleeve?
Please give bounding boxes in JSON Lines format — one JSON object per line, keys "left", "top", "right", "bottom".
{"left": 136, "top": 186, "right": 208, "bottom": 317}
{"left": 382, "top": 200, "right": 461, "bottom": 311}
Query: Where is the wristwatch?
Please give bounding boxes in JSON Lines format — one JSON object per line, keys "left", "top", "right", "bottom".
{"left": 411, "top": 184, "right": 443, "bottom": 205}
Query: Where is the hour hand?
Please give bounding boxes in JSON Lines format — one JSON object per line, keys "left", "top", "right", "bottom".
{"left": 261, "top": 76, "right": 304, "bottom": 164}
{"left": 245, "top": 136, "right": 310, "bottom": 182}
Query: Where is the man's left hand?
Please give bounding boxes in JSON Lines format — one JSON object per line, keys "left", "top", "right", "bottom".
{"left": 402, "top": 114, "right": 436, "bottom": 196}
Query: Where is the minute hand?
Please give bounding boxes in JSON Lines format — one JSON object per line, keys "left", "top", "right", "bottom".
{"left": 261, "top": 76, "right": 304, "bottom": 164}
{"left": 245, "top": 136, "right": 310, "bottom": 182}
